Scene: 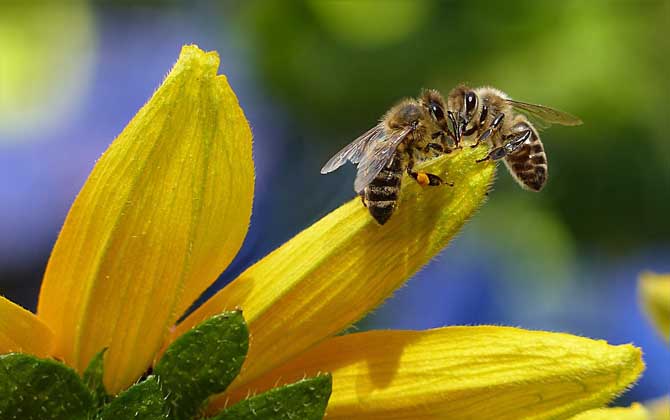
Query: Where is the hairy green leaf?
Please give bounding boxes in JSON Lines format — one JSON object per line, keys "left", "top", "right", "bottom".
{"left": 0, "top": 353, "right": 93, "bottom": 420}
{"left": 97, "top": 376, "right": 167, "bottom": 420}
{"left": 155, "top": 310, "right": 248, "bottom": 419}
{"left": 211, "top": 374, "right": 332, "bottom": 420}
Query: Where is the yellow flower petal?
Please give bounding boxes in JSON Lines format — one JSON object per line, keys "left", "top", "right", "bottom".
{"left": 646, "top": 396, "right": 670, "bottom": 420}
{"left": 216, "top": 326, "right": 644, "bottom": 419}
{"left": 36, "top": 45, "right": 253, "bottom": 393}
{"left": 0, "top": 296, "right": 54, "bottom": 357}
{"left": 570, "top": 403, "right": 650, "bottom": 420}
{"left": 174, "top": 146, "right": 494, "bottom": 391}
{"left": 639, "top": 272, "right": 670, "bottom": 341}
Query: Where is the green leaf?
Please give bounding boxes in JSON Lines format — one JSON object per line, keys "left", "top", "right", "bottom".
{"left": 210, "top": 374, "right": 332, "bottom": 420}
{"left": 0, "top": 353, "right": 93, "bottom": 420}
{"left": 97, "top": 376, "right": 167, "bottom": 420}
{"left": 82, "top": 348, "right": 110, "bottom": 409}
{"left": 154, "top": 310, "right": 249, "bottom": 420}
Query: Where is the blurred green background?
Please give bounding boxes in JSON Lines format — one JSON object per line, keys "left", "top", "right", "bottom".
{"left": 1, "top": 0, "right": 668, "bottom": 405}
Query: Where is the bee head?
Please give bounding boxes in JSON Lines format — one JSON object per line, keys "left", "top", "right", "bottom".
{"left": 447, "top": 85, "right": 478, "bottom": 142}
{"left": 419, "top": 89, "right": 446, "bottom": 123}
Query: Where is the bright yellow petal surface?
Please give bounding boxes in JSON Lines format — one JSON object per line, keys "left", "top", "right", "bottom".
{"left": 174, "top": 146, "right": 494, "bottom": 391}
{"left": 217, "top": 326, "right": 644, "bottom": 420}
{"left": 570, "top": 403, "right": 650, "bottom": 420}
{"left": 639, "top": 272, "right": 670, "bottom": 341}
{"left": 0, "top": 296, "right": 54, "bottom": 357}
{"left": 37, "top": 45, "right": 253, "bottom": 393}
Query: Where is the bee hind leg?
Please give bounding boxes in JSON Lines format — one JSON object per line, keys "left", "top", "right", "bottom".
{"left": 359, "top": 192, "right": 368, "bottom": 207}
{"left": 406, "top": 153, "right": 453, "bottom": 187}
{"left": 408, "top": 169, "right": 454, "bottom": 187}
{"left": 476, "top": 129, "right": 532, "bottom": 163}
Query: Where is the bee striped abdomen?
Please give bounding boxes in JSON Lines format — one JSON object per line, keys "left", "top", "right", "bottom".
{"left": 364, "top": 155, "right": 403, "bottom": 225}
{"left": 504, "top": 127, "right": 548, "bottom": 191}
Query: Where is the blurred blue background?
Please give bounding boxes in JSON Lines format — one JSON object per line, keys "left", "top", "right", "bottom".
{"left": 1, "top": 0, "right": 668, "bottom": 405}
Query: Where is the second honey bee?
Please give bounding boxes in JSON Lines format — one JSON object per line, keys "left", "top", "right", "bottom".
{"left": 446, "top": 85, "right": 582, "bottom": 191}
{"left": 321, "top": 90, "right": 454, "bottom": 225}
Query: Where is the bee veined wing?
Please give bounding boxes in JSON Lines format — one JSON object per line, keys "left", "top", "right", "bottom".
{"left": 506, "top": 99, "right": 583, "bottom": 128}
{"left": 320, "top": 124, "right": 386, "bottom": 174}
{"left": 353, "top": 125, "right": 412, "bottom": 194}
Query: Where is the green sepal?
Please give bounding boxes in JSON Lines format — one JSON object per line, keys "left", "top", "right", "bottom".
{"left": 210, "top": 374, "right": 332, "bottom": 420}
{"left": 0, "top": 353, "right": 93, "bottom": 420}
{"left": 96, "top": 375, "right": 167, "bottom": 420}
{"left": 154, "top": 310, "right": 249, "bottom": 420}
{"left": 82, "top": 348, "right": 110, "bottom": 409}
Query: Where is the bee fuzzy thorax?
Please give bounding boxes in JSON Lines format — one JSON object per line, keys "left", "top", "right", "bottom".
{"left": 385, "top": 101, "right": 425, "bottom": 130}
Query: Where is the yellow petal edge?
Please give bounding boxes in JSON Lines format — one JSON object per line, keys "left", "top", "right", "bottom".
{"left": 37, "top": 45, "right": 254, "bottom": 393}
{"left": 569, "top": 403, "right": 650, "bottom": 420}
{"left": 639, "top": 272, "right": 670, "bottom": 341}
{"left": 218, "top": 326, "right": 644, "bottom": 420}
{"left": 0, "top": 296, "right": 54, "bottom": 357}
{"left": 175, "top": 148, "right": 494, "bottom": 392}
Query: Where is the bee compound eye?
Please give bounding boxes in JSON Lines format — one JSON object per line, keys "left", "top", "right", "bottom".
{"left": 465, "top": 92, "right": 477, "bottom": 114}
{"left": 429, "top": 102, "right": 445, "bottom": 121}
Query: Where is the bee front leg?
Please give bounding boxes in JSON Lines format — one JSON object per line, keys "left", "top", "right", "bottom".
{"left": 476, "top": 128, "right": 532, "bottom": 163}
{"left": 471, "top": 113, "right": 505, "bottom": 149}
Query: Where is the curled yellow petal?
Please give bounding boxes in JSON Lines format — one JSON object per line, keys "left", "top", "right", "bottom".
{"left": 0, "top": 296, "right": 54, "bottom": 357}
{"left": 37, "top": 45, "right": 253, "bottom": 393}
{"left": 570, "top": 403, "right": 650, "bottom": 420}
{"left": 174, "top": 149, "right": 493, "bottom": 391}
{"left": 639, "top": 272, "right": 670, "bottom": 341}
{"left": 217, "top": 326, "right": 644, "bottom": 419}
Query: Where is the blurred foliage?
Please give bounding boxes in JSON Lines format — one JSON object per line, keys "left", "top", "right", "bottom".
{"left": 234, "top": 0, "right": 669, "bottom": 251}
{"left": 0, "top": 1, "right": 95, "bottom": 141}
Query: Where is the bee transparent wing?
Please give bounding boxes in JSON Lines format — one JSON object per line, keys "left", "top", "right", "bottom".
{"left": 506, "top": 99, "right": 583, "bottom": 129}
{"left": 353, "top": 125, "right": 412, "bottom": 194}
{"left": 320, "top": 124, "right": 386, "bottom": 174}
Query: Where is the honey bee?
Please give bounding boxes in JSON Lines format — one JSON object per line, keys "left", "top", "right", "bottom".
{"left": 321, "top": 90, "right": 454, "bottom": 225}
{"left": 447, "top": 85, "right": 582, "bottom": 191}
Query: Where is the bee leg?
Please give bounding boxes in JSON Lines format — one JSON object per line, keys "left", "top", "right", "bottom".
{"left": 447, "top": 111, "right": 462, "bottom": 148}
{"left": 359, "top": 192, "right": 368, "bottom": 207}
{"left": 471, "top": 113, "right": 505, "bottom": 148}
{"left": 424, "top": 142, "right": 448, "bottom": 156}
{"left": 407, "top": 169, "right": 454, "bottom": 187}
{"left": 476, "top": 129, "right": 532, "bottom": 163}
